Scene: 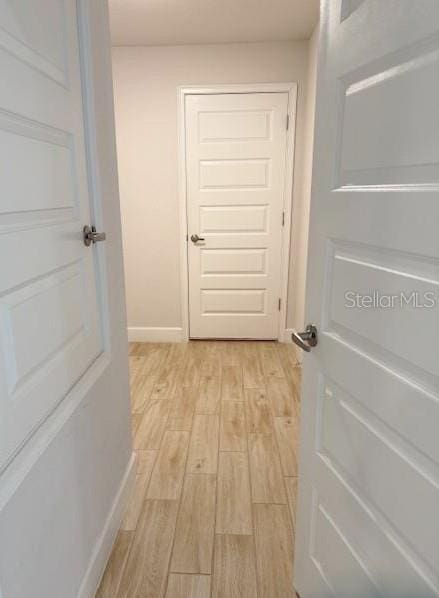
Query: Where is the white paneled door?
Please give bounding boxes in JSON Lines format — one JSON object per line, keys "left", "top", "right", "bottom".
{"left": 185, "top": 92, "right": 291, "bottom": 339}
{"left": 295, "top": 1, "right": 439, "bottom": 597}
{"left": 0, "top": 2, "right": 113, "bottom": 471}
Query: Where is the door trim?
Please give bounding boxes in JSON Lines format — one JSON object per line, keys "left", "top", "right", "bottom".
{"left": 178, "top": 83, "right": 297, "bottom": 341}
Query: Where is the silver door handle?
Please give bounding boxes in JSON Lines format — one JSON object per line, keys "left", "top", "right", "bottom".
{"left": 291, "top": 324, "right": 318, "bottom": 352}
{"left": 190, "top": 234, "right": 205, "bottom": 243}
{"left": 83, "top": 225, "right": 106, "bottom": 246}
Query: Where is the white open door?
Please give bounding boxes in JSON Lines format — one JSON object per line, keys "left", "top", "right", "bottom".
{"left": 0, "top": 2, "right": 131, "bottom": 596}
{"left": 295, "top": 1, "right": 439, "bottom": 596}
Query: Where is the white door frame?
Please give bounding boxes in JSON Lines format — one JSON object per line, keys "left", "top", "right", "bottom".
{"left": 178, "top": 83, "right": 297, "bottom": 341}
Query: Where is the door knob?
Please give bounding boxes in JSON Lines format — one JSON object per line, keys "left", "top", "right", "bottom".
{"left": 83, "top": 225, "right": 106, "bottom": 247}
{"left": 190, "top": 234, "right": 205, "bottom": 243}
{"left": 291, "top": 324, "right": 318, "bottom": 352}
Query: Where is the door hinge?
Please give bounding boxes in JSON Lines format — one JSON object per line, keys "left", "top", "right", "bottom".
{"left": 286, "top": 114, "right": 290, "bottom": 130}
{"left": 278, "top": 298, "right": 282, "bottom": 311}
{"left": 282, "top": 211, "right": 285, "bottom": 226}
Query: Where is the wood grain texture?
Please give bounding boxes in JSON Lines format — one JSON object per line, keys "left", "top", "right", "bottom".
{"left": 136, "top": 450, "right": 158, "bottom": 475}
{"left": 253, "top": 503, "right": 295, "bottom": 598}
{"left": 285, "top": 477, "right": 298, "bottom": 533}
{"left": 150, "top": 343, "right": 186, "bottom": 400}
{"left": 187, "top": 415, "right": 220, "bottom": 474}
{"left": 221, "top": 341, "right": 242, "bottom": 366}
{"left": 200, "top": 342, "right": 221, "bottom": 377}
{"left": 220, "top": 401, "right": 247, "bottom": 452}
{"left": 258, "top": 342, "right": 284, "bottom": 379}
{"left": 181, "top": 352, "right": 203, "bottom": 388}
{"left": 212, "top": 534, "right": 258, "bottom": 598}
{"left": 167, "top": 386, "right": 197, "bottom": 431}
{"left": 171, "top": 475, "right": 216, "bottom": 574}
{"left": 96, "top": 531, "right": 133, "bottom": 598}
{"left": 245, "top": 389, "right": 273, "bottom": 435}
{"left": 165, "top": 574, "right": 211, "bottom": 598}
{"left": 101, "top": 341, "right": 301, "bottom": 598}
{"left": 121, "top": 451, "right": 157, "bottom": 531}
{"left": 216, "top": 452, "right": 252, "bottom": 535}
{"left": 221, "top": 366, "right": 243, "bottom": 401}
{"left": 134, "top": 400, "right": 170, "bottom": 450}
{"left": 266, "top": 377, "right": 294, "bottom": 417}
{"left": 118, "top": 499, "right": 179, "bottom": 598}
{"left": 196, "top": 375, "right": 221, "bottom": 415}
{"left": 242, "top": 343, "right": 265, "bottom": 389}
{"left": 147, "top": 431, "right": 190, "bottom": 500}
{"left": 274, "top": 416, "right": 298, "bottom": 477}
{"left": 248, "top": 433, "right": 286, "bottom": 504}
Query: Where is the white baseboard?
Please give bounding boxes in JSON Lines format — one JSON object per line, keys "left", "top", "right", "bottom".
{"left": 127, "top": 327, "right": 184, "bottom": 343}
{"left": 77, "top": 452, "right": 137, "bottom": 598}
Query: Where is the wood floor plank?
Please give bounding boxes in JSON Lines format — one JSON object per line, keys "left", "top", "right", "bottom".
{"left": 216, "top": 341, "right": 242, "bottom": 366}
{"left": 136, "top": 449, "right": 158, "bottom": 474}
{"left": 181, "top": 352, "right": 203, "bottom": 388}
{"left": 258, "top": 342, "right": 284, "bottom": 379}
{"left": 187, "top": 415, "right": 220, "bottom": 474}
{"left": 276, "top": 343, "right": 301, "bottom": 396}
{"left": 96, "top": 530, "right": 133, "bottom": 598}
{"left": 274, "top": 416, "right": 298, "bottom": 477}
{"left": 130, "top": 357, "right": 157, "bottom": 413}
{"left": 253, "top": 504, "right": 295, "bottom": 598}
{"left": 147, "top": 431, "right": 190, "bottom": 500}
{"left": 131, "top": 345, "right": 170, "bottom": 410}
{"left": 134, "top": 400, "right": 171, "bottom": 450}
{"left": 221, "top": 366, "right": 243, "bottom": 401}
{"left": 200, "top": 342, "right": 221, "bottom": 377}
{"left": 102, "top": 342, "right": 303, "bottom": 598}
{"left": 121, "top": 451, "right": 157, "bottom": 531}
{"left": 220, "top": 401, "right": 247, "bottom": 452}
{"left": 245, "top": 388, "right": 273, "bottom": 435}
{"left": 167, "top": 386, "right": 197, "bottom": 431}
{"left": 171, "top": 475, "right": 216, "bottom": 574}
{"left": 285, "top": 477, "right": 298, "bottom": 533}
{"left": 266, "top": 377, "right": 294, "bottom": 417}
{"left": 212, "top": 534, "right": 258, "bottom": 598}
{"left": 242, "top": 343, "right": 265, "bottom": 389}
{"left": 216, "top": 452, "right": 252, "bottom": 535}
{"left": 276, "top": 341, "right": 300, "bottom": 370}
{"left": 196, "top": 375, "right": 221, "bottom": 415}
{"left": 165, "top": 574, "right": 211, "bottom": 598}
{"left": 118, "top": 499, "right": 179, "bottom": 598}
{"left": 150, "top": 343, "right": 186, "bottom": 400}
{"left": 131, "top": 413, "right": 142, "bottom": 437}
{"left": 248, "top": 433, "right": 286, "bottom": 504}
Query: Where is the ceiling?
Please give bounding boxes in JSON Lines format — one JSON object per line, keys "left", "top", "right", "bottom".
{"left": 109, "top": 0, "right": 319, "bottom": 46}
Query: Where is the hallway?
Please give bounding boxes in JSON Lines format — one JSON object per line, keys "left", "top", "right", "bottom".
{"left": 97, "top": 341, "right": 301, "bottom": 597}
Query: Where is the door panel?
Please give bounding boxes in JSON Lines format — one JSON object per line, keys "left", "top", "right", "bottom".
{"left": 186, "top": 92, "right": 289, "bottom": 339}
{"left": 295, "top": 1, "right": 439, "bottom": 596}
{"left": 0, "top": 0, "right": 103, "bottom": 471}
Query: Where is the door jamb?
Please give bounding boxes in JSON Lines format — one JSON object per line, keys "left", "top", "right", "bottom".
{"left": 177, "top": 83, "right": 298, "bottom": 341}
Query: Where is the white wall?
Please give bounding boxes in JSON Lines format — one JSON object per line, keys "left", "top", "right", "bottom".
{"left": 112, "top": 40, "right": 316, "bottom": 339}
{"left": 288, "top": 24, "right": 319, "bottom": 337}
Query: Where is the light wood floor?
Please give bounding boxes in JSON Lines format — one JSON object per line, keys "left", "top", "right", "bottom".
{"left": 96, "top": 341, "right": 301, "bottom": 598}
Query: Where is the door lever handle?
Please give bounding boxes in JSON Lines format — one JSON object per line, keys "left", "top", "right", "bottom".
{"left": 190, "top": 234, "right": 205, "bottom": 243}
{"left": 291, "top": 324, "right": 318, "bottom": 352}
{"left": 83, "top": 225, "right": 106, "bottom": 247}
